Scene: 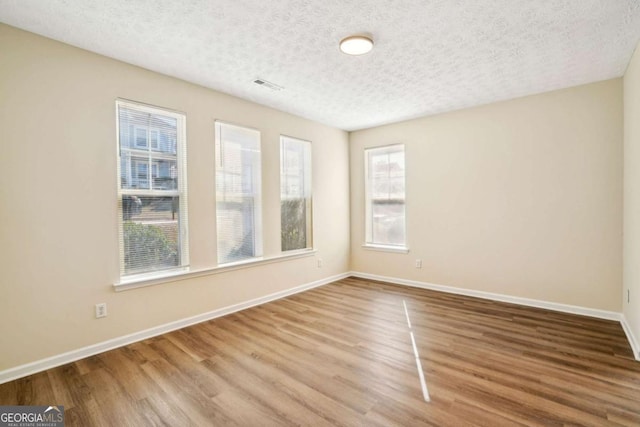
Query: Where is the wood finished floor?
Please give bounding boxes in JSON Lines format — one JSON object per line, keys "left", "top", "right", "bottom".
{"left": 1, "top": 277, "right": 639, "bottom": 426}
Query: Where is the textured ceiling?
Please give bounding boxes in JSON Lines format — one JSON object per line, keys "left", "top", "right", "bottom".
{"left": 1, "top": 0, "right": 640, "bottom": 131}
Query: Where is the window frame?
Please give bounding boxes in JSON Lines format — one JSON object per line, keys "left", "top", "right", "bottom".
{"left": 115, "top": 99, "right": 190, "bottom": 282}
{"left": 280, "top": 135, "right": 313, "bottom": 253}
{"left": 214, "top": 120, "right": 263, "bottom": 265}
{"left": 364, "top": 143, "right": 408, "bottom": 252}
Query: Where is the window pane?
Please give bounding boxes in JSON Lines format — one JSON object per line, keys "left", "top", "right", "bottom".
{"left": 119, "top": 106, "right": 179, "bottom": 191}
{"left": 372, "top": 201, "right": 405, "bottom": 245}
{"left": 135, "top": 127, "right": 147, "bottom": 148}
{"left": 133, "top": 158, "right": 149, "bottom": 189}
{"left": 215, "top": 122, "right": 262, "bottom": 264}
{"left": 121, "top": 195, "right": 180, "bottom": 275}
{"left": 117, "top": 101, "right": 188, "bottom": 279}
{"left": 216, "top": 198, "right": 257, "bottom": 263}
{"left": 150, "top": 129, "right": 159, "bottom": 150}
{"left": 365, "top": 145, "right": 406, "bottom": 246}
{"left": 152, "top": 159, "right": 178, "bottom": 190}
{"left": 281, "top": 136, "right": 312, "bottom": 251}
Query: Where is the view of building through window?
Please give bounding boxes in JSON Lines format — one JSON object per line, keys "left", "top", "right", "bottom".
{"left": 117, "top": 101, "right": 188, "bottom": 276}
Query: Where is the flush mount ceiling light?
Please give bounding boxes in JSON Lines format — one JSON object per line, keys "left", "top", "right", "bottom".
{"left": 339, "top": 35, "right": 373, "bottom": 55}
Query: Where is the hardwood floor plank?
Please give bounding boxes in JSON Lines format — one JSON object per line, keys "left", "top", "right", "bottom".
{"left": 12, "top": 371, "right": 56, "bottom": 406}
{"left": 96, "top": 348, "right": 157, "bottom": 402}
{"left": 134, "top": 397, "right": 171, "bottom": 427}
{"left": 210, "top": 390, "right": 295, "bottom": 427}
{"left": 203, "top": 354, "right": 334, "bottom": 426}
{"left": 46, "top": 363, "right": 92, "bottom": 410}
{"left": 81, "top": 367, "right": 149, "bottom": 426}
{"left": 147, "top": 337, "right": 220, "bottom": 399}
{"left": 140, "top": 358, "right": 236, "bottom": 426}
{"left": 64, "top": 403, "right": 104, "bottom": 427}
{"left": 140, "top": 390, "right": 196, "bottom": 426}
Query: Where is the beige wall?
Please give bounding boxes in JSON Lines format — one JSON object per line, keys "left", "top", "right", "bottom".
{"left": 350, "top": 79, "right": 623, "bottom": 311}
{"left": 624, "top": 42, "right": 640, "bottom": 357}
{"left": 0, "top": 24, "right": 350, "bottom": 370}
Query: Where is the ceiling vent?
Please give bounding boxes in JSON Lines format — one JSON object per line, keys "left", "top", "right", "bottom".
{"left": 254, "top": 78, "right": 284, "bottom": 91}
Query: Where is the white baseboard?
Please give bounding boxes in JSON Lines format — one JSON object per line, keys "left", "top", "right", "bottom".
{"left": 350, "top": 272, "right": 623, "bottom": 321}
{"left": 0, "top": 272, "right": 350, "bottom": 385}
{"left": 620, "top": 316, "right": 640, "bottom": 361}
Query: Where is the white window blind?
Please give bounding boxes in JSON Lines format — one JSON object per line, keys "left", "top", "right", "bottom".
{"left": 365, "top": 144, "right": 406, "bottom": 247}
{"left": 280, "top": 136, "right": 312, "bottom": 251}
{"left": 215, "top": 121, "right": 262, "bottom": 264}
{"left": 116, "top": 100, "right": 189, "bottom": 278}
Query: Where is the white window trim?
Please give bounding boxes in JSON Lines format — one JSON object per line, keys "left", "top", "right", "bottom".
{"left": 364, "top": 143, "right": 407, "bottom": 248}
{"left": 116, "top": 99, "right": 190, "bottom": 280}
{"left": 114, "top": 249, "right": 316, "bottom": 291}
{"left": 362, "top": 243, "right": 409, "bottom": 254}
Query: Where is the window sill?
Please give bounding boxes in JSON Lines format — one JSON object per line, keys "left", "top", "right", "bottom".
{"left": 361, "top": 244, "right": 409, "bottom": 254}
{"left": 114, "top": 249, "right": 317, "bottom": 292}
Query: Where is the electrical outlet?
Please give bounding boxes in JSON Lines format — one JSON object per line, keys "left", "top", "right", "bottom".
{"left": 415, "top": 259, "right": 422, "bottom": 269}
{"left": 95, "top": 303, "right": 107, "bottom": 319}
{"left": 317, "top": 259, "right": 323, "bottom": 268}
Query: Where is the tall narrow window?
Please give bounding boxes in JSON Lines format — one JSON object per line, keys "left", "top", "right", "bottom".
{"left": 280, "top": 136, "right": 312, "bottom": 251}
{"left": 215, "top": 122, "right": 262, "bottom": 264}
{"left": 116, "top": 100, "right": 189, "bottom": 278}
{"left": 365, "top": 144, "right": 406, "bottom": 248}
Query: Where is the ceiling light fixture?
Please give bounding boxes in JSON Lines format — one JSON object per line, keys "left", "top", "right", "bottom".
{"left": 339, "top": 35, "right": 373, "bottom": 56}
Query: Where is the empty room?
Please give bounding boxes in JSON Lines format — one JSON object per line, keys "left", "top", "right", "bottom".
{"left": 1, "top": 1, "right": 640, "bottom": 426}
